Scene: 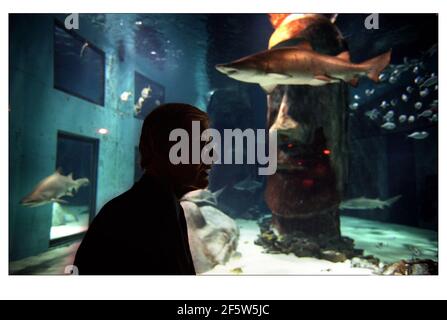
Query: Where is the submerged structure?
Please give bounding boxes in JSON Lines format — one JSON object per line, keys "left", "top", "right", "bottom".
{"left": 9, "top": 13, "right": 438, "bottom": 275}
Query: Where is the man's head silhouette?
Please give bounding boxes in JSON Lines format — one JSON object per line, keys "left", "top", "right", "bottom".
{"left": 139, "top": 103, "right": 211, "bottom": 198}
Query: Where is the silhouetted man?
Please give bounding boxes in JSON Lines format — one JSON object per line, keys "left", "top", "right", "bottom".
{"left": 74, "top": 103, "right": 211, "bottom": 275}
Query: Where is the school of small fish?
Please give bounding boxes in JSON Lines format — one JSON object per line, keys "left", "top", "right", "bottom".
{"left": 351, "top": 47, "right": 437, "bottom": 139}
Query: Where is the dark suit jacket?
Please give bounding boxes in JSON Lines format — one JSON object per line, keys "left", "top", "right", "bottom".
{"left": 74, "top": 174, "right": 196, "bottom": 275}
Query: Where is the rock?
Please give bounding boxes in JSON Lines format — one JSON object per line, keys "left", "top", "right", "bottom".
{"left": 255, "top": 216, "right": 365, "bottom": 263}
{"left": 181, "top": 193, "right": 239, "bottom": 274}
{"left": 382, "top": 259, "right": 438, "bottom": 275}
{"left": 320, "top": 250, "right": 347, "bottom": 263}
{"left": 351, "top": 256, "right": 382, "bottom": 273}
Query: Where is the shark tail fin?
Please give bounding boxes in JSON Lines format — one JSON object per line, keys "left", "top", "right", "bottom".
{"left": 385, "top": 195, "right": 402, "bottom": 207}
{"left": 212, "top": 186, "right": 227, "bottom": 200}
{"left": 363, "top": 50, "right": 392, "bottom": 83}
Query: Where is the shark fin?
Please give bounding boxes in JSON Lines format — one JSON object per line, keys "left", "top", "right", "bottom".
{"left": 314, "top": 75, "right": 334, "bottom": 83}
{"left": 52, "top": 198, "right": 68, "bottom": 204}
{"left": 336, "top": 50, "right": 351, "bottom": 62}
{"left": 267, "top": 73, "right": 290, "bottom": 80}
{"left": 212, "top": 186, "right": 227, "bottom": 200}
{"left": 260, "top": 83, "right": 277, "bottom": 94}
{"left": 385, "top": 195, "right": 402, "bottom": 207}
{"left": 362, "top": 50, "right": 392, "bottom": 83}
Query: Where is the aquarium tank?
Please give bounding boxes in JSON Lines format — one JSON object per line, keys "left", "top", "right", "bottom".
{"left": 9, "top": 13, "right": 438, "bottom": 275}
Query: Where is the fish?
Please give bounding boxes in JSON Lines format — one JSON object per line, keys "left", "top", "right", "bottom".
{"left": 383, "top": 110, "right": 394, "bottom": 122}
{"left": 365, "top": 89, "right": 375, "bottom": 96}
{"left": 20, "top": 170, "right": 90, "bottom": 208}
{"left": 79, "top": 42, "right": 89, "bottom": 58}
{"left": 339, "top": 195, "right": 402, "bottom": 210}
{"left": 141, "top": 86, "right": 152, "bottom": 99}
{"left": 233, "top": 177, "right": 263, "bottom": 193}
{"left": 381, "top": 122, "right": 396, "bottom": 130}
{"left": 420, "top": 75, "right": 437, "bottom": 88}
{"left": 380, "top": 101, "right": 389, "bottom": 109}
{"left": 408, "top": 115, "right": 415, "bottom": 123}
{"left": 181, "top": 186, "right": 226, "bottom": 207}
{"left": 419, "top": 88, "right": 429, "bottom": 97}
{"left": 401, "top": 94, "right": 409, "bottom": 102}
{"left": 406, "top": 86, "right": 414, "bottom": 94}
{"left": 414, "top": 76, "right": 424, "bottom": 85}
{"left": 120, "top": 91, "right": 132, "bottom": 102}
{"left": 215, "top": 42, "right": 392, "bottom": 93}
{"left": 398, "top": 115, "right": 407, "bottom": 123}
{"left": 390, "top": 99, "right": 398, "bottom": 107}
{"left": 354, "top": 94, "right": 361, "bottom": 100}
{"left": 414, "top": 102, "right": 423, "bottom": 110}
{"left": 389, "top": 76, "right": 398, "bottom": 84}
{"left": 408, "top": 131, "right": 429, "bottom": 140}
{"left": 430, "top": 100, "right": 438, "bottom": 108}
{"left": 418, "top": 110, "right": 433, "bottom": 118}
{"left": 365, "top": 109, "right": 380, "bottom": 120}
{"left": 430, "top": 114, "right": 438, "bottom": 122}
{"left": 349, "top": 102, "right": 359, "bottom": 110}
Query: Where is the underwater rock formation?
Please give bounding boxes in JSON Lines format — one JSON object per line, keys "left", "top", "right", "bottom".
{"left": 181, "top": 190, "right": 239, "bottom": 274}
{"left": 381, "top": 259, "right": 438, "bottom": 275}
{"left": 265, "top": 14, "right": 349, "bottom": 238}
{"left": 255, "top": 216, "right": 362, "bottom": 263}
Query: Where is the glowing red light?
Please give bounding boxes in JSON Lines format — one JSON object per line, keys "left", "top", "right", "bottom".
{"left": 302, "top": 179, "right": 314, "bottom": 188}
{"left": 323, "top": 149, "right": 331, "bottom": 155}
{"left": 287, "top": 143, "right": 293, "bottom": 148}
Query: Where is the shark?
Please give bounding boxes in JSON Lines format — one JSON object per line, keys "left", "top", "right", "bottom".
{"left": 216, "top": 41, "right": 392, "bottom": 93}
{"left": 233, "top": 177, "right": 263, "bottom": 193}
{"left": 20, "top": 169, "right": 90, "bottom": 208}
{"left": 339, "top": 195, "right": 402, "bottom": 210}
{"left": 181, "top": 187, "right": 226, "bottom": 207}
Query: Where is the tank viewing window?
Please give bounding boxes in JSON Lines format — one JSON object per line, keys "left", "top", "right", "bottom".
{"left": 50, "top": 132, "right": 99, "bottom": 243}
{"left": 53, "top": 20, "right": 105, "bottom": 106}
{"left": 134, "top": 71, "right": 165, "bottom": 119}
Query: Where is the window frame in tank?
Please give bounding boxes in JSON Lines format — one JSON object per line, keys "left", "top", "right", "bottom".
{"left": 49, "top": 130, "right": 100, "bottom": 247}
{"left": 53, "top": 19, "right": 106, "bottom": 107}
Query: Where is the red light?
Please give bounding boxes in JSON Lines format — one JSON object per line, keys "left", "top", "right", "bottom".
{"left": 287, "top": 143, "right": 293, "bottom": 148}
{"left": 323, "top": 149, "right": 331, "bottom": 155}
{"left": 302, "top": 179, "right": 314, "bottom": 188}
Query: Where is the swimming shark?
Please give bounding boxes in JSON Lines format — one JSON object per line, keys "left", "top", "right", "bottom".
{"left": 216, "top": 41, "right": 392, "bottom": 93}
{"left": 20, "top": 169, "right": 90, "bottom": 208}
{"left": 181, "top": 187, "right": 226, "bottom": 207}
{"left": 339, "top": 195, "right": 401, "bottom": 210}
{"left": 233, "top": 177, "right": 263, "bottom": 193}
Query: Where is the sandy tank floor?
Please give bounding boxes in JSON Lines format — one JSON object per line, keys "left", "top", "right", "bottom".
{"left": 9, "top": 216, "right": 438, "bottom": 275}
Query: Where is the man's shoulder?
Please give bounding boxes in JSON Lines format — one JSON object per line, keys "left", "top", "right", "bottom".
{"left": 98, "top": 181, "right": 174, "bottom": 216}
